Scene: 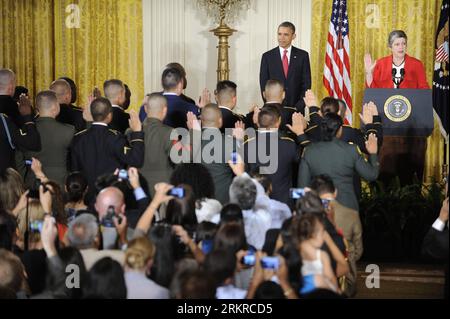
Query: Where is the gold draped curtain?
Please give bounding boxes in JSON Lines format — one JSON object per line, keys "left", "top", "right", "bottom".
{"left": 311, "top": 0, "right": 446, "bottom": 182}
{"left": 0, "top": 0, "right": 143, "bottom": 110}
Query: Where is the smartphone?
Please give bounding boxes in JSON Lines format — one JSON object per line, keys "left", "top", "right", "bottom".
{"left": 231, "top": 152, "right": 238, "bottom": 165}
{"left": 169, "top": 187, "right": 185, "bottom": 199}
{"left": 25, "top": 159, "right": 32, "bottom": 166}
{"left": 201, "top": 239, "right": 214, "bottom": 254}
{"left": 289, "top": 188, "right": 306, "bottom": 200}
{"left": 118, "top": 169, "right": 128, "bottom": 180}
{"left": 261, "top": 256, "right": 279, "bottom": 270}
{"left": 241, "top": 252, "right": 256, "bottom": 267}
{"left": 102, "top": 206, "right": 119, "bottom": 228}
{"left": 29, "top": 220, "right": 44, "bottom": 233}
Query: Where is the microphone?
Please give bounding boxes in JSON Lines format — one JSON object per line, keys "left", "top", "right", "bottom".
{"left": 392, "top": 68, "right": 398, "bottom": 87}
{"left": 398, "top": 68, "right": 405, "bottom": 87}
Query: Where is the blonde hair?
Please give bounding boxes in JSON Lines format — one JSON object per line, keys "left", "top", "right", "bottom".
{"left": 0, "top": 168, "right": 25, "bottom": 212}
{"left": 125, "top": 237, "right": 155, "bottom": 270}
{"left": 16, "top": 200, "right": 46, "bottom": 243}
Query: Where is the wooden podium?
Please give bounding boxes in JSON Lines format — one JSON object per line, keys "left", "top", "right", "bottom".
{"left": 363, "top": 89, "right": 434, "bottom": 185}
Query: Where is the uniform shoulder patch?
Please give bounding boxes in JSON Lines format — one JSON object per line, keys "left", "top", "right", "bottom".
{"left": 74, "top": 129, "right": 88, "bottom": 136}
{"left": 109, "top": 129, "right": 119, "bottom": 135}
{"left": 280, "top": 136, "right": 295, "bottom": 143}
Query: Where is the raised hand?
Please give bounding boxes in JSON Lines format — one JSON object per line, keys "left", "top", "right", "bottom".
{"left": 228, "top": 153, "right": 245, "bottom": 177}
{"left": 129, "top": 110, "right": 142, "bottom": 132}
{"left": 198, "top": 88, "right": 211, "bottom": 108}
{"left": 232, "top": 121, "right": 245, "bottom": 141}
{"left": 359, "top": 103, "right": 373, "bottom": 125}
{"left": 368, "top": 101, "right": 379, "bottom": 117}
{"left": 303, "top": 90, "right": 318, "bottom": 108}
{"left": 252, "top": 106, "right": 261, "bottom": 127}
{"left": 92, "top": 87, "right": 102, "bottom": 99}
{"left": 286, "top": 112, "right": 306, "bottom": 136}
{"left": 365, "top": 133, "right": 378, "bottom": 155}
{"left": 364, "top": 53, "right": 376, "bottom": 75}
{"left": 187, "top": 111, "right": 201, "bottom": 131}
{"left": 83, "top": 96, "right": 94, "bottom": 122}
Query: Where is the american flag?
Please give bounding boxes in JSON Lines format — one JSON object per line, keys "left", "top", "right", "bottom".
{"left": 323, "top": 0, "right": 353, "bottom": 125}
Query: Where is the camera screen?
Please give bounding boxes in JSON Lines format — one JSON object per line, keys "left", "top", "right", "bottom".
{"left": 169, "top": 188, "right": 185, "bottom": 198}
{"left": 231, "top": 152, "right": 238, "bottom": 164}
{"left": 118, "top": 169, "right": 128, "bottom": 180}
{"left": 241, "top": 253, "right": 256, "bottom": 266}
{"left": 289, "top": 188, "right": 306, "bottom": 200}
{"left": 29, "top": 220, "right": 43, "bottom": 233}
{"left": 261, "top": 257, "right": 279, "bottom": 270}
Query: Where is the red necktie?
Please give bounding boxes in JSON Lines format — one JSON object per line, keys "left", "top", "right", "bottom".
{"left": 282, "top": 49, "right": 289, "bottom": 78}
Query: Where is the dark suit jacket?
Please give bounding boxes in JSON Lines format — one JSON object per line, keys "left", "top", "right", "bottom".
{"left": 26, "top": 117, "right": 75, "bottom": 186}
{"left": 244, "top": 131, "right": 309, "bottom": 205}
{"left": 56, "top": 104, "right": 85, "bottom": 132}
{"left": 219, "top": 106, "right": 244, "bottom": 133}
{"left": 0, "top": 95, "right": 22, "bottom": 126}
{"left": 139, "top": 93, "right": 196, "bottom": 122}
{"left": 110, "top": 106, "right": 130, "bottom": 134}
{"left": 260, "top": 47, "right": 311, "bottom": 113}
{"left": 70, "top": 124, "right": 145, "bottom": 197}
{"left": 163, "top": 95, "right": 200, "bottom": 129}
{"left": 0, "top": 114, "right": 41, "bottom": 172}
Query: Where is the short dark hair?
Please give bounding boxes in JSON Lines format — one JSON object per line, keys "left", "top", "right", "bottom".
{"left": 220, "top": 204, "right": 243, "bottom": 225}
{"left": 254, "top": 281, "right": 285, "bottom": 299}
{"left": 215, "top": 80, "right": 237, "bottom": 102}
{"left": 320, "top": 97, "right": 340, "bottom": 115}
{"left": 258, "top": 104, "right": 282, "bottom": 128}
{"left": 83, "top": 257, "right": 126, "bottom": 299}
{"left": 204, "top": 249, "right": 237, "bottom": 286}
{"left": 321, "top": 112, "right": 343, "bottom": 142}
{"left": 279, "top": 21, "right": 296, "bottom": 34}
{"left": 90, "top": 97, "right": 112, "bottom": 122}
{"left": 252, "top": 174, "right": 272, "bottom": 193}
{"left": 162, "top": 68, "right": 183, "bottom": 91}
{"left": 311, "top": 175, "right": 336, "bottom": 196}
{"left": 178, "top": 269, "right": 216, "bottom": 299}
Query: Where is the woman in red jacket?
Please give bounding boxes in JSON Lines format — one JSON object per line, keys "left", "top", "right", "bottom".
{"left": 365, "top": 30, "right": 429, "bottom": 89}
{"left": 364, "top": 30, "right": 429, "bottom": 185}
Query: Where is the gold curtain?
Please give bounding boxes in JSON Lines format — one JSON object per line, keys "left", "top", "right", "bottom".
{"left": 311, "top": 0, "right": 446, "bottom": 182}
{"left": 0, "top": 0, "right": 143, "bottom": 110}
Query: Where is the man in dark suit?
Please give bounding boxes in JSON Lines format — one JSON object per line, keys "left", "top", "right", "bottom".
{"left": 0, "top": 68, "right": 22, "bottom": 126}
{"left": 140, "top": 93, "right": 176, "bottom": 197}
{"left": 260, "top": 22, "right": 311, "bottom": 114}
{"left": 104, "top": 79, "right": 130, "bottom": 134}
{"left": 70, "top": 98, "right": 144, "bottom": 202}
{"left": 50, "top": 79, "right": 85, "bottom": 132}
{"left": 25, "top": 91, "right": 75, "bottom": 187}
{"left": 161, "top": 68, "right": 208, "bottom": 129}
{"left": 139, "top": 63, "right": 196, "bottom": 122}
{"left": 244, "top": 105, "right": 309, "bottom": 205}
{"left": 215, "top": 80, "right": 244, "bottom": 133}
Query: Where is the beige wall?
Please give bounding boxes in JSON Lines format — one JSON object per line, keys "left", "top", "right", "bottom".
{"left": 142, "top": 0, "right": 312, "bottom": 115}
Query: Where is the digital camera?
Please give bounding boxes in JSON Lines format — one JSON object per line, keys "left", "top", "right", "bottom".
{"left": 261, "top": 256, "right": 279, "bottom": 270}
{"left": 169, "top": 187, "right": 185, "bottom": 199}
{"left": 289, "top": 188, "right": 306, "bottom": 200}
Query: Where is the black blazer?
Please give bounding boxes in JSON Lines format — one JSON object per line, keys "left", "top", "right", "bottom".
{"left": 260, "top": 47, "right": 311, "bottom": 114}
{"left": 110, "top": 106, "right": 130, "bottom": 134}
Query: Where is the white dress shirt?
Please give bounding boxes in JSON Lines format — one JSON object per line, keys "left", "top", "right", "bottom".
{"left": 279, "top": 46, "right": 292, "bottom": 64}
